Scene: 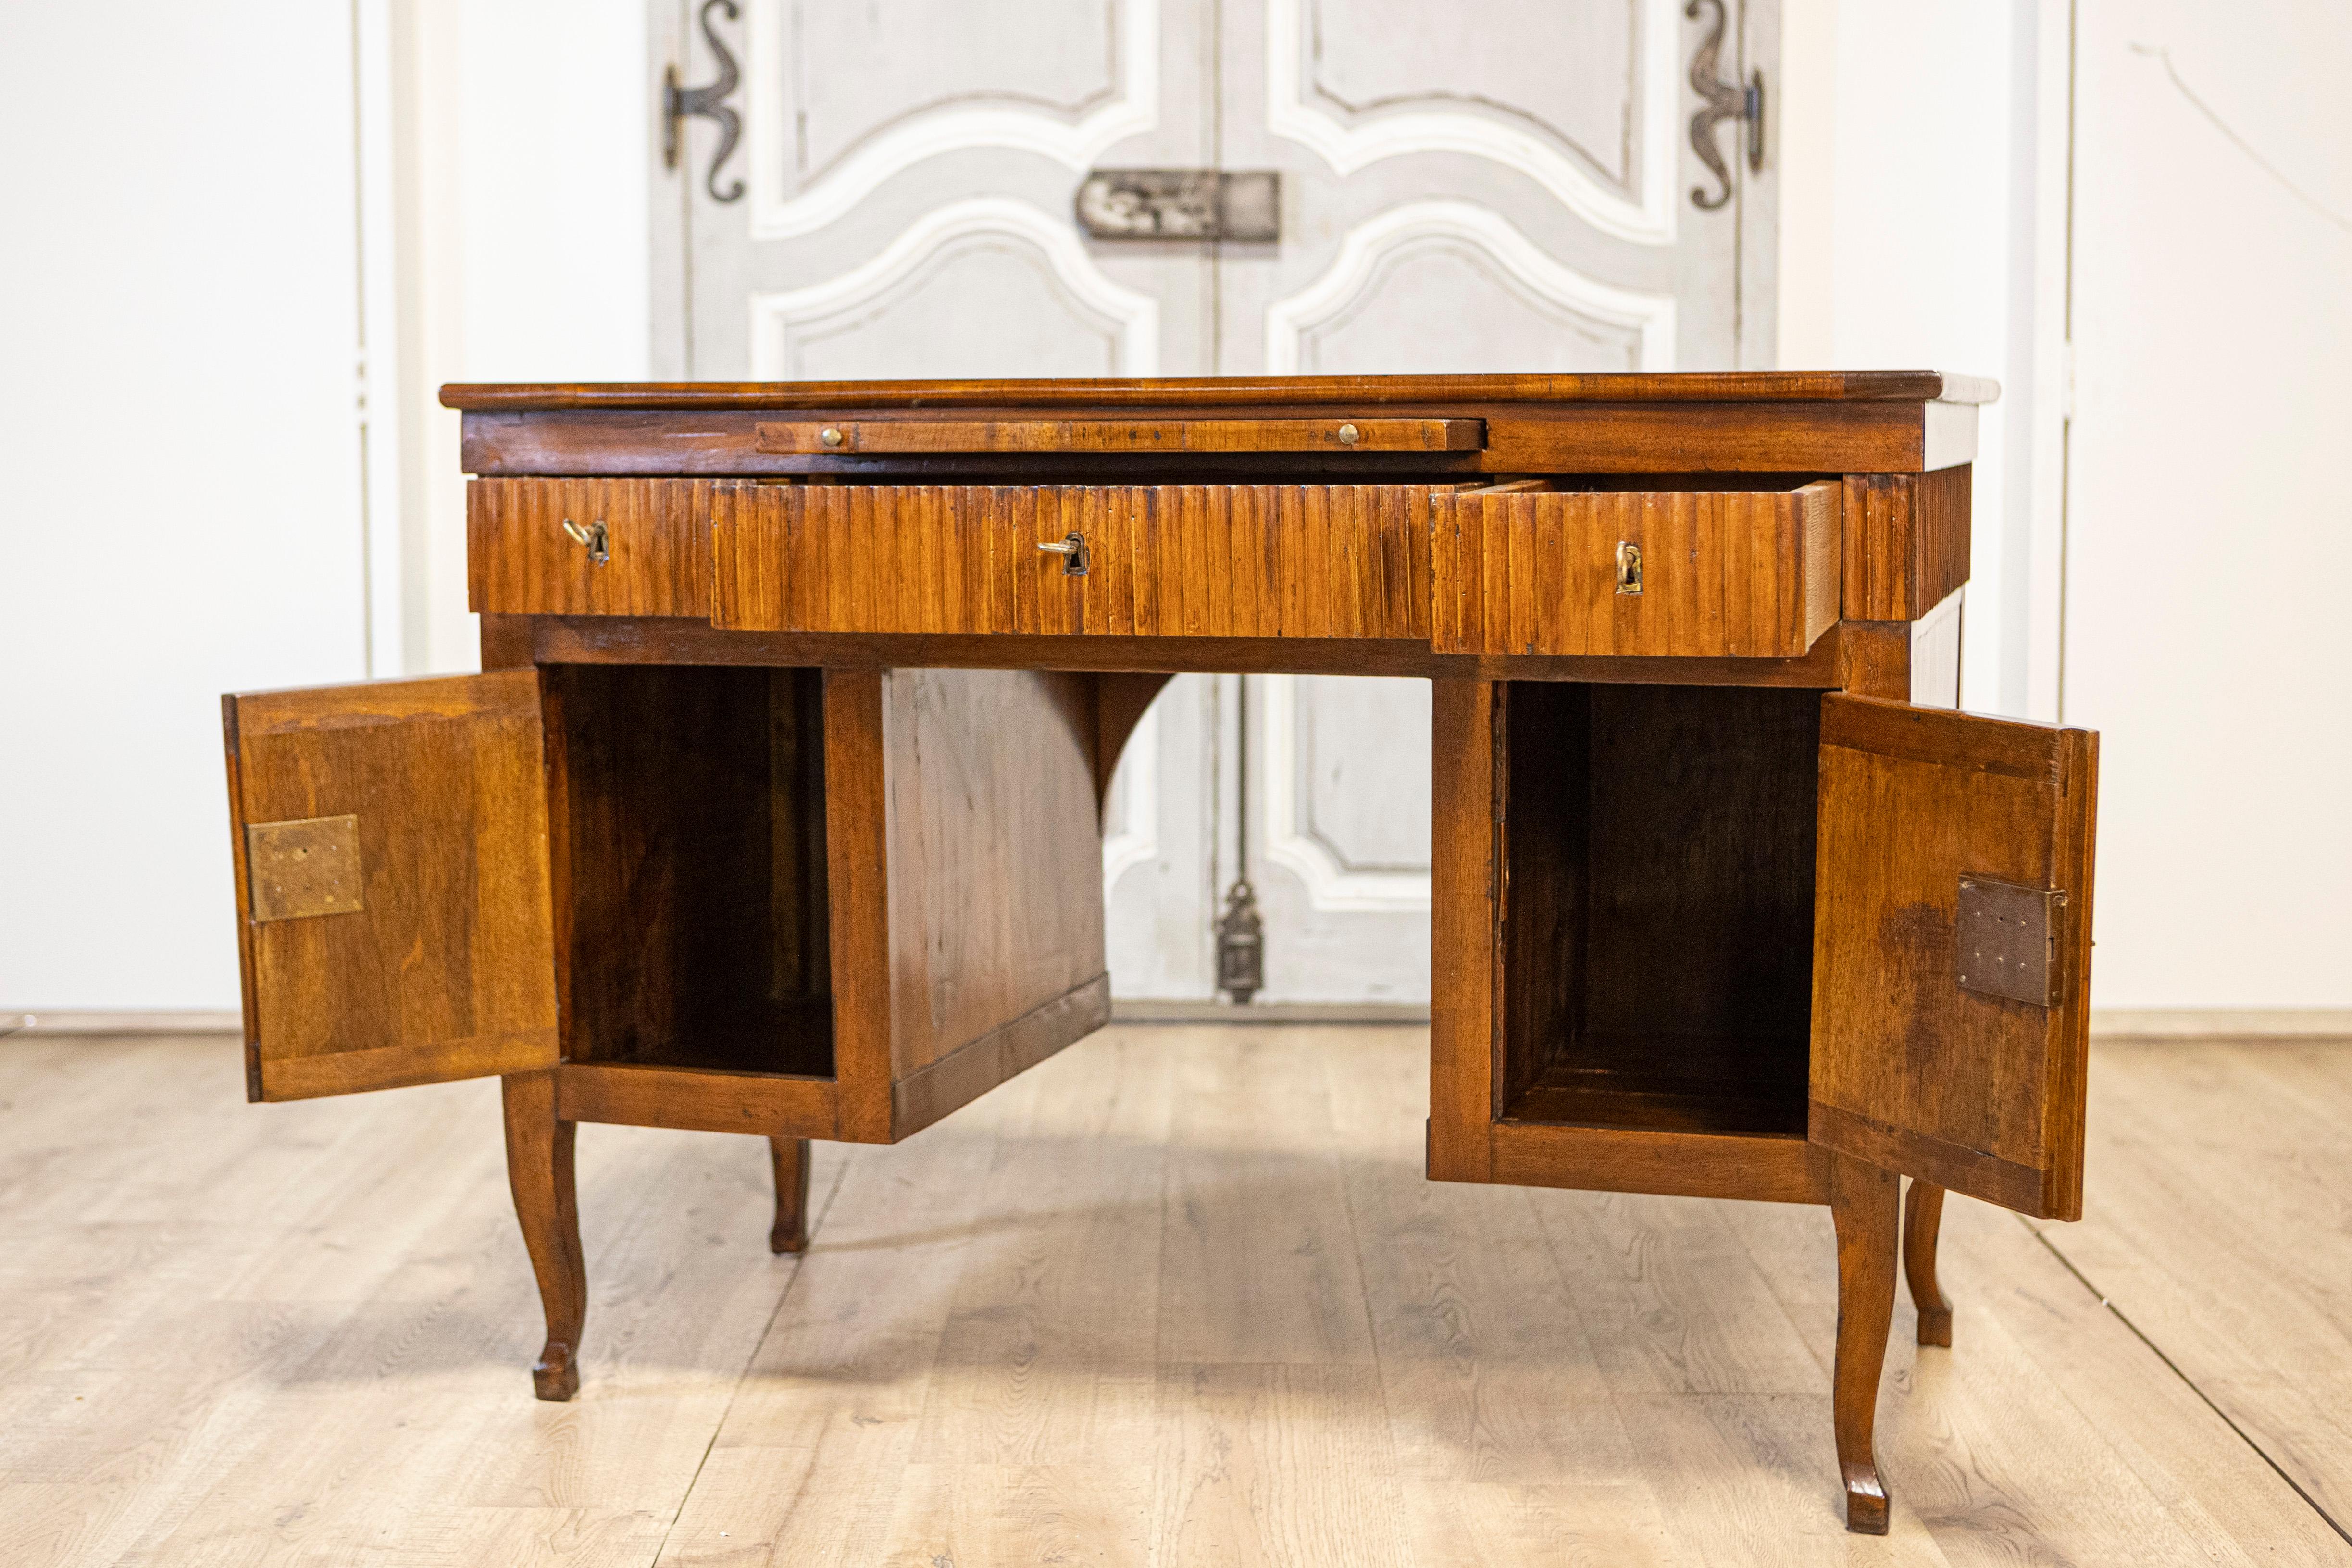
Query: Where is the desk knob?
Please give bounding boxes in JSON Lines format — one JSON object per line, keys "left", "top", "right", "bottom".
{"left": 1336, "top": 422, "right": 1362, "bottom": 446}
{"left": 819, "top": 426, "right": 845, "bottom": 448}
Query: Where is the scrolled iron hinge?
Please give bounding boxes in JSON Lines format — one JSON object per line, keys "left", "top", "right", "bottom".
{"left": 665, "top": 0, "right": 744, "bottom": 204}
{"left": 1686, "top": 0, "right": 1764, "bottom": 211}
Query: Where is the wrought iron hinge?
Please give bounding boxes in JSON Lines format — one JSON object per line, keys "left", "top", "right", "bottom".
{"left": 665, "top": 0, "right": 744, "bottom": 203}
{"left": 1687, "top": 0, "right": 1765, "bottom": 211}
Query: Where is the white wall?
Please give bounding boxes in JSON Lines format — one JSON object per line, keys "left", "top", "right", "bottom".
{"left": 388, "top": 0, "right": 652, "bottom": 677}
{"left": 1783, "top": 0, "right": 2350, "bottom": 1012}
{"left": 1777, "top": 0, "right": 2057, "bottom": 722}
{"left": 0, "top": 3, "right": 370, "bottom": 1012}
{"left": 0, "top": 0, "right": 650, "bottom": 1013}
{"left": 2063, "top": 0, "right": 2352, "bottom": 1008}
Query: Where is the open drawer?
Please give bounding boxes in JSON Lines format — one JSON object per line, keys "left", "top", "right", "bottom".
{"left": 1432, "top": 479, "right": 1842, "bottom": 657}
{"left": 221, "top": 664, "right": 1112, "bottom": 1143}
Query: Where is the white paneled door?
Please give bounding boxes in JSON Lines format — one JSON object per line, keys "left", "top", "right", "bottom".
{"left": 655, "top": 0, "right": 1775, "bottom": 1003}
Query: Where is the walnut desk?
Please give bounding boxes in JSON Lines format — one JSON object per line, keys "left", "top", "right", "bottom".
{"left": 219, "top": 373, "right": 2098, "bottom": 1534}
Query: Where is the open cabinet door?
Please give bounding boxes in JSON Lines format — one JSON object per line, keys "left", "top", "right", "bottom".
{"left": 1810, "top": 695, "right": 2099, "bottom": 1220}
{"left": 223, "top": 670, "right": 559, "bottom": 1101}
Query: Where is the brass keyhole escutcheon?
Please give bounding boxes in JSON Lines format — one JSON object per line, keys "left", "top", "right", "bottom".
{"left": 561, "top": 518, "right": 611, "bottom": 567}
{"left": 1035, "top": 532, "right": 1090, "bottom": 575}
{"left": 1615, "top": 540, "right": 1643, "bottom": 595}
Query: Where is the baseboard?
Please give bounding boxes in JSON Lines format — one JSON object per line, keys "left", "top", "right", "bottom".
{"left": 1109, "top": 999, "right": 1429, "bottom": 1025}
{"left": 2091, "top": 1008, "right": 2352, "bottom": 1042}
{"left": 1, "top": 1011, "right": 243, "bottom": 1037}
{"left": 11, "top": 1004, "right": 2335, "bottom": 1042}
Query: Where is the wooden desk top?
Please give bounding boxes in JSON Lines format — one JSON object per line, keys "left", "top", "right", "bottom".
{"left": 442, "top": 372, "right": 1993, "bottom": 479}
{"left": 440, "top": 371, "right": 1998, "bottom": 411}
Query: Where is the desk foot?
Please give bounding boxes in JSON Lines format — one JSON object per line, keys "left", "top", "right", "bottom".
{"left": 770, "top": 1136, "right": 811, "bottom": 1254}
{"left": 1830, "top": 1152, "right": 1899, "bottom": 1534}
{"left": 531, "top": 1342, "right": 581, "bottom": 1403}
{"left": 1904, "top": 1180, "right": 1954, "bottom": 1347}
{"left": 502, "top": 1070, "right": 587, "bottom": 1403}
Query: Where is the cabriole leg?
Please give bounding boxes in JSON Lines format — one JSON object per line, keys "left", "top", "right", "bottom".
{"left": 501, "top": 1071, "right": 586, "bottom": 1401}
{"left": 769, "top": 1136, "right": 811, "bottom": 1254}
{"left": 1829, "top": 1153, "right": 1900, "bottom": 1534}
{"left": 1904, "top": 1180, "right": 1954, "bottom": 1347}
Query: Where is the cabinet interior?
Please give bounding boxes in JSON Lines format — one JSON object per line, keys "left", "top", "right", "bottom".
{"left": 549, "top": 664, "right": 834, "bottom": 1078}
{"left": 1499, "top": 681, "right": 1819, "bottom": 1138}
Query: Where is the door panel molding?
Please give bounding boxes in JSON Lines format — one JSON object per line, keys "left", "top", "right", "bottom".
{"left": 1265, "top": 0, "right": 1679, "bottom": 244}
{"left": 1260, "top": 673, "right": 1431, "bottom": 913}
{"left": 1264, "top": 200, "right": 1677, "bottom": 374}
{"left": 749, "top": 197, "right": 1161, "bottom": 377}
{"left": 747, "top": 0, "right": 1161, "bottom": 239}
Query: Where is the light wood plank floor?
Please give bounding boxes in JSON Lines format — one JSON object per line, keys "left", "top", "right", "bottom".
{"left": 0, "top": 1026, "right": 2344, "bottom": 1566}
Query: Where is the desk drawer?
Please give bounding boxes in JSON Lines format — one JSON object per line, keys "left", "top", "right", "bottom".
{"left": 709, "top": 483, "right": 1438, "bottom": 639}
{"left": 1431, "top": 481, "right": 1841, "bottom": 657}
{"left": 469, "top": 478, "right": 718, "bottom": 618}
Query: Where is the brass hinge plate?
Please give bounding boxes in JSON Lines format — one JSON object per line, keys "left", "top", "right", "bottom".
{"left": 1955, "top": 875, "right": 2065, "bottom": 1007}
{"left": 246, "top": 815, "right": 365, "bottom": 923}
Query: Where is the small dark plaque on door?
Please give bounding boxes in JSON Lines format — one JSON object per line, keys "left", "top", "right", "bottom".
{"left": 1075, "top": 170, "right": 1280, "bottom": 242}
{"left": 1954, "top": 875, "right": 2064, "bottom": 1007}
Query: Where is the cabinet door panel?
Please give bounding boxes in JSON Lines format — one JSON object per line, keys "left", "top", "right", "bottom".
{"left": 224, "top": 671, "right": 559, "bottom": 1100}
{"left": 1810, "top": 695, "right": 2098, "bottom": 1219}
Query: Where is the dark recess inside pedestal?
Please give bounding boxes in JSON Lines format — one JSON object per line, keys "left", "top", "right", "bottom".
{"left": 1498, "top": 681, "right": 1820, "bottom": 1137}
{"left": 547, "top": 663, "right": 835, "bottom": 1079}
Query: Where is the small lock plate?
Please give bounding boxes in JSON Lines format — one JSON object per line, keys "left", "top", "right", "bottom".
{"left": 1075, "top": 169, "right": 1280, "bottom": 241}
{"left": 1955, "top": 875, "right": 2064, "bottom": 1007}
{"left": 247, "top": 815, "right": 365, "bottom": 923}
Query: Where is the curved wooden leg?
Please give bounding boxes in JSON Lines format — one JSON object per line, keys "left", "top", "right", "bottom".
{"left": 1904, "top": 1181, "right": 1954, "bottom": 1348}
{"left": 1829, "top": 1153, "right": 1899, "bottom": 1534}
{"left": 501, "top": 1071, "right": 585, "bottom": 1401}
{"left": 769, "top": 1136, "right": 811, "bottom": 1254}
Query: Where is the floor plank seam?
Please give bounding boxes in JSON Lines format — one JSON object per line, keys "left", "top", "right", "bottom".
{"left": 645, "top": 1149, "right": 855, "bottom": 1567}
{"left": 2019, "top": 1213, "right": 2352, "bottom": 1548}
{"left": 1326, "top": 1121, "right": 1405, "bottom": 1468}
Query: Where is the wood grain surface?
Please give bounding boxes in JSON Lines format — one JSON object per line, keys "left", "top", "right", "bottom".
{"left": 822, "top": 667, "right": 1111, "bottom": 1144}
{"left": 710, "top": 483, "right": 1436, "bottom": 640}
{"left": 522, "top": 611, "right": 1906, "bottom": 689}
{"left": 752, "top": 417, "right": 1484, "bottom": 454}
{"left": 459, "top": 402, "right": 1956, "bottom": 478}
{"left": 1810, "top": 695, "right": 2100, "bottom": 1220}
{"left": 223, "top": 671, "right": 558, "bottom": 1100}
{"left": 468, "top": 477, "right": 722, "bottom": 618}
{"left": 1433, "top": 483, "right": 1841, "bottom": 657}
{"left": 442, "top": 370, "right": 1998, "bottom": 409}
{"left": 1841, "top": 467, "right": 1972, "bottom": 621}
{"left": 6, "top": 1027, "right": 2337, "bottom": 1566}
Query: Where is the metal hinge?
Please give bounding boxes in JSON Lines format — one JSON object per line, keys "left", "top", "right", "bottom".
{"left": 1956, "top": 877, "right": 2066, "bottom": 1007}
{"left": 1687, "top": 0, "right": 1765, "bottom": 210}
{"left": 664, "top": 0, "right": 743, "bottom": 203}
